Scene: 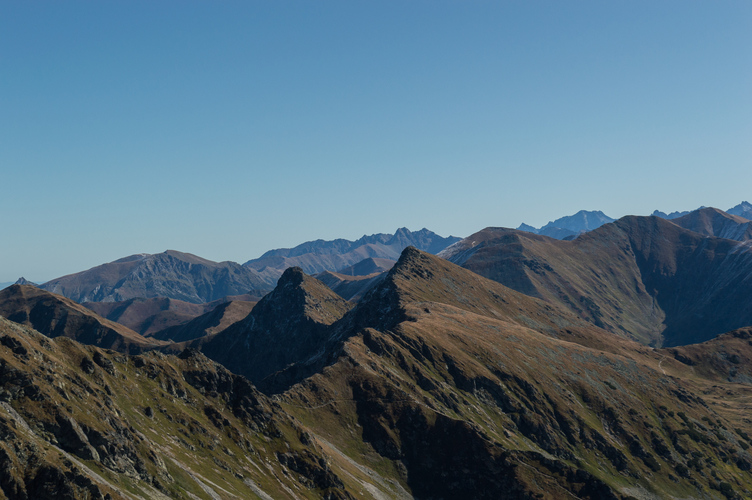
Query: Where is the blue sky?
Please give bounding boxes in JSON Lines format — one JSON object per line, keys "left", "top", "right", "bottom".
{"left": 1, "top": 1, "right": 751, "bottom": 282}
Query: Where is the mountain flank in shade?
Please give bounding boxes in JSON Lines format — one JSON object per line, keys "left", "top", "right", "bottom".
{"left": 335, "top": 257, "right": 395, "bottom": 276}
{"left": 149, "top": 299, "right": 256, "bottom": 343}
{"left": 0, "top": 285, "right": 162, "bottom": 354}
{"left": 314, "top": 270, "right": 386, "bottom": 302}
{"left": 82, "top": 294, "right": 256, "bottom": 336}
{"left": 182, "top": 267, "right": 354, "bottom": 389}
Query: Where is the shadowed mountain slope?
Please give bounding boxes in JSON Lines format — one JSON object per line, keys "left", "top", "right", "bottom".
{"left": 243, "top": 228, "right": 460, "bottom": 283}
{"left": 441, "top": 216, "right": 752, "bottom": 347}
{"left": 149, "top": 299, "right": 256, "bottom": 343}
{"left": 672, "top": 207, "right": 752, "bottom": 241}
{"left": 182, "top": 267, "right": 354, "bottom": 388}
{"left": 314, "top": 271, "right": 386, "bottom": 302}
{"left": 83, "top": 294, "right": 256, "bottom": 337}
{"left": 39, "top": 250, "right": 270, "bottom": 304}
{"left": 661, "top": 326, "right": 752, "bottom": 384}
{"left": 83, "top": 296, "right": 208, "bottom": 336}
{"left": 0, "top": 285, "right": 162, "bottom": 354}
{"left": 265, "top": 248, "right": 752, "bottom": 499}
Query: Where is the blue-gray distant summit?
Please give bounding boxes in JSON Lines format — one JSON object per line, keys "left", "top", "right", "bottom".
{"left": 517, "top": 210, "right": 614, "bottom": 239}
{"left": 727, "top": 201, "right": 752, "bottom": 220}
{"left": 243, "top": 227, "right": 461, "bottom": 281}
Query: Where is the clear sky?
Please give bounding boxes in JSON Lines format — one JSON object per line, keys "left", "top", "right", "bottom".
{"left": 1, "top": 1, "right": 751, "bottom": 283}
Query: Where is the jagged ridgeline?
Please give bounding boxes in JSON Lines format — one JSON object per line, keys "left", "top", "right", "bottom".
{"left": 2, "top": 246, "right": 752, "bottom": 499}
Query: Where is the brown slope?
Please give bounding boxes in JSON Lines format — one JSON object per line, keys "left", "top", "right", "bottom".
{"left": 442, "top": 216, "right": 752, "bottom": 347}
{"left": 40, "top": 250, "right": 270, "bottom": 304}
{"left": 178, "top": 267, "right": 354, "bottom": 389}
{"left": 150, "top": 299, "right": 256, "bottom": 342}
{"left": 0, "top": 285, "right": 163, "bottom": 354}
{"left": 671, "top": 206, "right": 752, "bottom": 241}
{"left": 270, "top": 247, "right": 752, "bottom": 499}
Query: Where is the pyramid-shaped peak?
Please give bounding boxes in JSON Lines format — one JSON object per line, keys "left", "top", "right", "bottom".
{"left": 258, "top": 267, "right": 353, "bottom": 326}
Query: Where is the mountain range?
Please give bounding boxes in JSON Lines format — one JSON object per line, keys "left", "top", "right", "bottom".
{"left": 518, "top": 202, "right": 750, "bottom": 240}
{"left": 2, "top": 205, "right": 752, "bottom": 498}
{"left": 3, "top": 246, "right": 752, "bottom": 498}
{"left": 243, "top": 227, "right": 460, "bottom": 283}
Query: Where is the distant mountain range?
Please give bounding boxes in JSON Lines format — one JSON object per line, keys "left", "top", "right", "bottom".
{"left": 515, "top": 202, "right": 751, "bottom": 241}
{"left": 517, "top": 210, "right": 615, "bottom": 239}
{"left": 24, "top": 228, "right": 458, "bottom": 308}
{"left": 243, "top": 227, "right": 460, "bottom": 282}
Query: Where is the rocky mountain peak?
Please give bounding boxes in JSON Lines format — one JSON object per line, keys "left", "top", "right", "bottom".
{"left": 276, "top": 266, "right": 306, "bottom": 287}
{"left": 190, "top": 269, "right": 353, "bottom": 388}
